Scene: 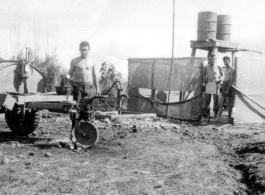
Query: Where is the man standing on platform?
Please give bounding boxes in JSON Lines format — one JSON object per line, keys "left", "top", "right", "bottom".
{"left": 216, "top": 56, "right": 234, "bottom": 123}
{"left": 69, "top": 41, "right": 100, "bottom": 102}
{"left": 203, "top": 53, "right": 223, "bottom": 121}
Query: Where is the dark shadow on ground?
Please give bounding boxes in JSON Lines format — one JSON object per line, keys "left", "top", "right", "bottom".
{"left": 0, "top": 131, "right": 49, "bottom": 145}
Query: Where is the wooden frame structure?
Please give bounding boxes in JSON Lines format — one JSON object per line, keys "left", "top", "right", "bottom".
{"left": 190, "top": 39, "right": 239, "bottom": 57}
{"left": 177, "top": 39, "right": 240, "bottom": 102}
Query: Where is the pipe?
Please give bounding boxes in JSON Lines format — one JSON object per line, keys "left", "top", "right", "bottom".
{"left": 232, "top": 85, "right": 265, "bottom": 111}
{"left": 102, "top": 80, "right": 122, "bottom": 95}
{"left": 0, "top": 60, "right": 20, "bottom": 63}
{"left": 226, "top": 49, "right": 262, "bottom": 54}
{"left": 0, "top": 64, "right": 18, "bottom": 71}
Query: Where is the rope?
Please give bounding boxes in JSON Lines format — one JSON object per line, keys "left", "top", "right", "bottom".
{"left": 232, "top": 85, "right": 265, "bottom": 111}
{"left": 128, "top": 84, "right": 201, "bottom": 105}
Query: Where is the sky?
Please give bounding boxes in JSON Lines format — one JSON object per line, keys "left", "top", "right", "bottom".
{"left": 1, "top": 0, "right": 265, "bottom": 80}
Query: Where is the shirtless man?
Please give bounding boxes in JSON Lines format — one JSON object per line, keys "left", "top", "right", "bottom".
{"left": 203, "top": 53, "right": 223, "bottom": 121}
{"left": 69, "top": 41, "right": 100, "bottom": 101}
{"left": 216, "top": 56, "right": 234, "bottom": 123}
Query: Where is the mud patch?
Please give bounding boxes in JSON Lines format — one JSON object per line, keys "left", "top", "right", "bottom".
{"left": 235, "top": 142, "right": 265, "bottom": 195}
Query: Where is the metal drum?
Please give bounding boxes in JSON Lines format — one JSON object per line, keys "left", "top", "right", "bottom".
{"left": 197, "top": 12, "right": 217, "bottom": 41}
{"left": 217, "top": 15, "right": 231, "bottom": 41}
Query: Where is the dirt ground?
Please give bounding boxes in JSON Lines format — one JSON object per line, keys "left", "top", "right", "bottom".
{"left": 0, "top": 112, "right": 265, "bottom": 195}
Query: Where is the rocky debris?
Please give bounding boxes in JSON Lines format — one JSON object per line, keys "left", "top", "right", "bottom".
{"left": 109, "top": 117, "right": 182, "bottom": 131}
{"left": 73, "top": 147, "right": 83, "bottom": 152}
{"left": 55, "top": 143, "right": 62, "bottom": 148}
{"left": 44, "top": 152, "right": 52, "bottom": 157}
{"left": 93, "top": 116, "right": 187, "bottom": 146}
{"left": 48, "top": 138, "right": 72, "bottom": 149}
{"left": 1, "top": 156, "right": 9, "bottom": 165}
{"left": 1, "top": 141, "right": 24, "bottom": 148}
{"left": 42, "top": 113, "right": 52, "bottom": 118}
{"left": 116, "top": 140, "right": 126, "bottom": 148}
{"left": 116, "top": 131, "right": 127, "bottom": 139}
{"left": 41, "top": 129, "right": 50, "bottom": 134}
{"left": 24, "top": 160, "right": 31, "bottom": 166}
{"left": 131, "top": 170, "right": 150, "bottom": 174}
{"left": 43, "top": 134, "right": 51, "bottom": 138}
{"left": 16, "top": 142, "right": 23, "bottom": 147}
{"left": 9, "top": 158, "right": 20, "bottom": 163}
{"left": 218, "top": 124, "right": 232, "bottom": 130}
{"left": 154, "top": 185, "right": 162, "bottom": 189}
{"left": 112, "top": 123, "right": 121, "bottom": 128}
{"left": 69, "top": 144, "right": 75, "bottom": 150}
{"left": 28, "top": 151, "right": 34, "bottom": 156}
{"left": 17, "top": 155, "right": 26, "bottom": 159}
{"left": 36, "top": 172, "right": 45, "bottom": 176}
{"left": 236, "top": 142, "right": 265, "bottom": 154}
{"left": 132, "top": 125, "right": 137, "bottom": 133}
{"left": 6, "top": 141, "right": 19, "bottom": 148}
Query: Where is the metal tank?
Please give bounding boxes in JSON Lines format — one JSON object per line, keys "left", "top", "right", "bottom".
{"left": 197, "top": 11, "right": 217, "bottom": 41}
{"left": 217, "top": 15, "right": 231, "bottom": 41}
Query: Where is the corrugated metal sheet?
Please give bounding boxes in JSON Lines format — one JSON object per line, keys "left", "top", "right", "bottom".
{"left": 234, "top": 57, "right": 265, "bottom": 123}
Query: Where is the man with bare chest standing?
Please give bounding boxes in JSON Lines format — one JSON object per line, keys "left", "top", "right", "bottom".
{"left": 216, "top": 56, "right": 234, "bottom": 123}
{"left": 203, "top": 53, "right": 223, "bottom": 121}
{"left": 69, "top": 41, "right": 100, "bottom": 101}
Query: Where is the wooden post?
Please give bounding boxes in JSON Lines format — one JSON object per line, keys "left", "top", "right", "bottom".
{"left": 151, "top": 59, "right": 156, "bottom": 99}
{"left": 231, "top": 51, "right": 235, "bottom": 68}
{"left": 181, "top": 48, "right": 197, "bottom": 101}
{"left": 166, "top": 0, "right": 175, "bottom": 117}
{"left": 213, "top": 47, "right": 218, "bottom": 56}
{"left": 167, "top": 0, "right": 175, "bottom": 104}
{"left": 191, "top": 48, "right": 196, "bottom": 57}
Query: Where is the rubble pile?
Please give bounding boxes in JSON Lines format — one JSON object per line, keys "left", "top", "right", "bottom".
{"left": 95, "top": 117, "right": 185, "bottom": 132}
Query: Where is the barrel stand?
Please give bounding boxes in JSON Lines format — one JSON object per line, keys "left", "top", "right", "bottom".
{"left": 189, "top": 40, "right": 239, "bottom": 122}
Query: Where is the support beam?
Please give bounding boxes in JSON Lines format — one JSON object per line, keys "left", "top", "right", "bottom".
{"left": 191, "top": 48, "right": 196, "bottom": 57}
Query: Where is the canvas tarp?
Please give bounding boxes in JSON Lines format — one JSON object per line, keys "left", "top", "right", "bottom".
{"left": 233, "top": 57, "right": 265, "bottom": 123}
{"left": 128, "top": 58, "right": 203, "bottom": 120}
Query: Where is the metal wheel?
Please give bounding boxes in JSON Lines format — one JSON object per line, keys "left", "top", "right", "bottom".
{"left": 71, "top": 121, "right": 99, "bottom": 148}
{"left": 5, "top": 109, "right": 41, "bottom": 136}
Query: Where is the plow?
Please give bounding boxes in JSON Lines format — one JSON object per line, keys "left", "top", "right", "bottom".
{"left": 0, "top": 48, "right": 129, "bottom": 148}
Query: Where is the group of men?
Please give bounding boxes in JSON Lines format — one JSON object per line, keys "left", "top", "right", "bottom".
{"left": 203, "top": 53, "right": 235, "bottom": 123}
{"left": 69, "top": 41, "right": 234, "bottom": 123}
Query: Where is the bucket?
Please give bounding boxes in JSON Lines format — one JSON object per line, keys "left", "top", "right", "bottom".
{"left": 197, "top": 12, "right": 217, "bottom": 41}
{"left": 55, "top": 86, "right": 72, "bottom": 95}
{"left": 217, "top": 15, "right": 231, "bottom": 41}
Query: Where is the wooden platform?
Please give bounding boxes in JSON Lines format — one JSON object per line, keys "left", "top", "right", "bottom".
{"left": 14, "top": 94, "right": 73, "bottom": 104}
{"left": 95, "top": 111, "right": 157, "bottom": 120}
{"left": 190, "top": 40, "right": 239, "bottom": 51}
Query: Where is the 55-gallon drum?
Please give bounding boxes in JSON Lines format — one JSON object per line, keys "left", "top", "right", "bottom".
{"left": 197, "top": 11, "right": 217, "bottom": 41}
{"left": 217, "top": 15, "right": 231, "bottom": 41}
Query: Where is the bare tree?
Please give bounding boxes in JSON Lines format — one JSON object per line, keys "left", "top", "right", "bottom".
{"left": 99, "top": 62, "right": 122, "bottom": 91}
{"left": 32, "top": 52, "right": 63, "bottom": 92}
